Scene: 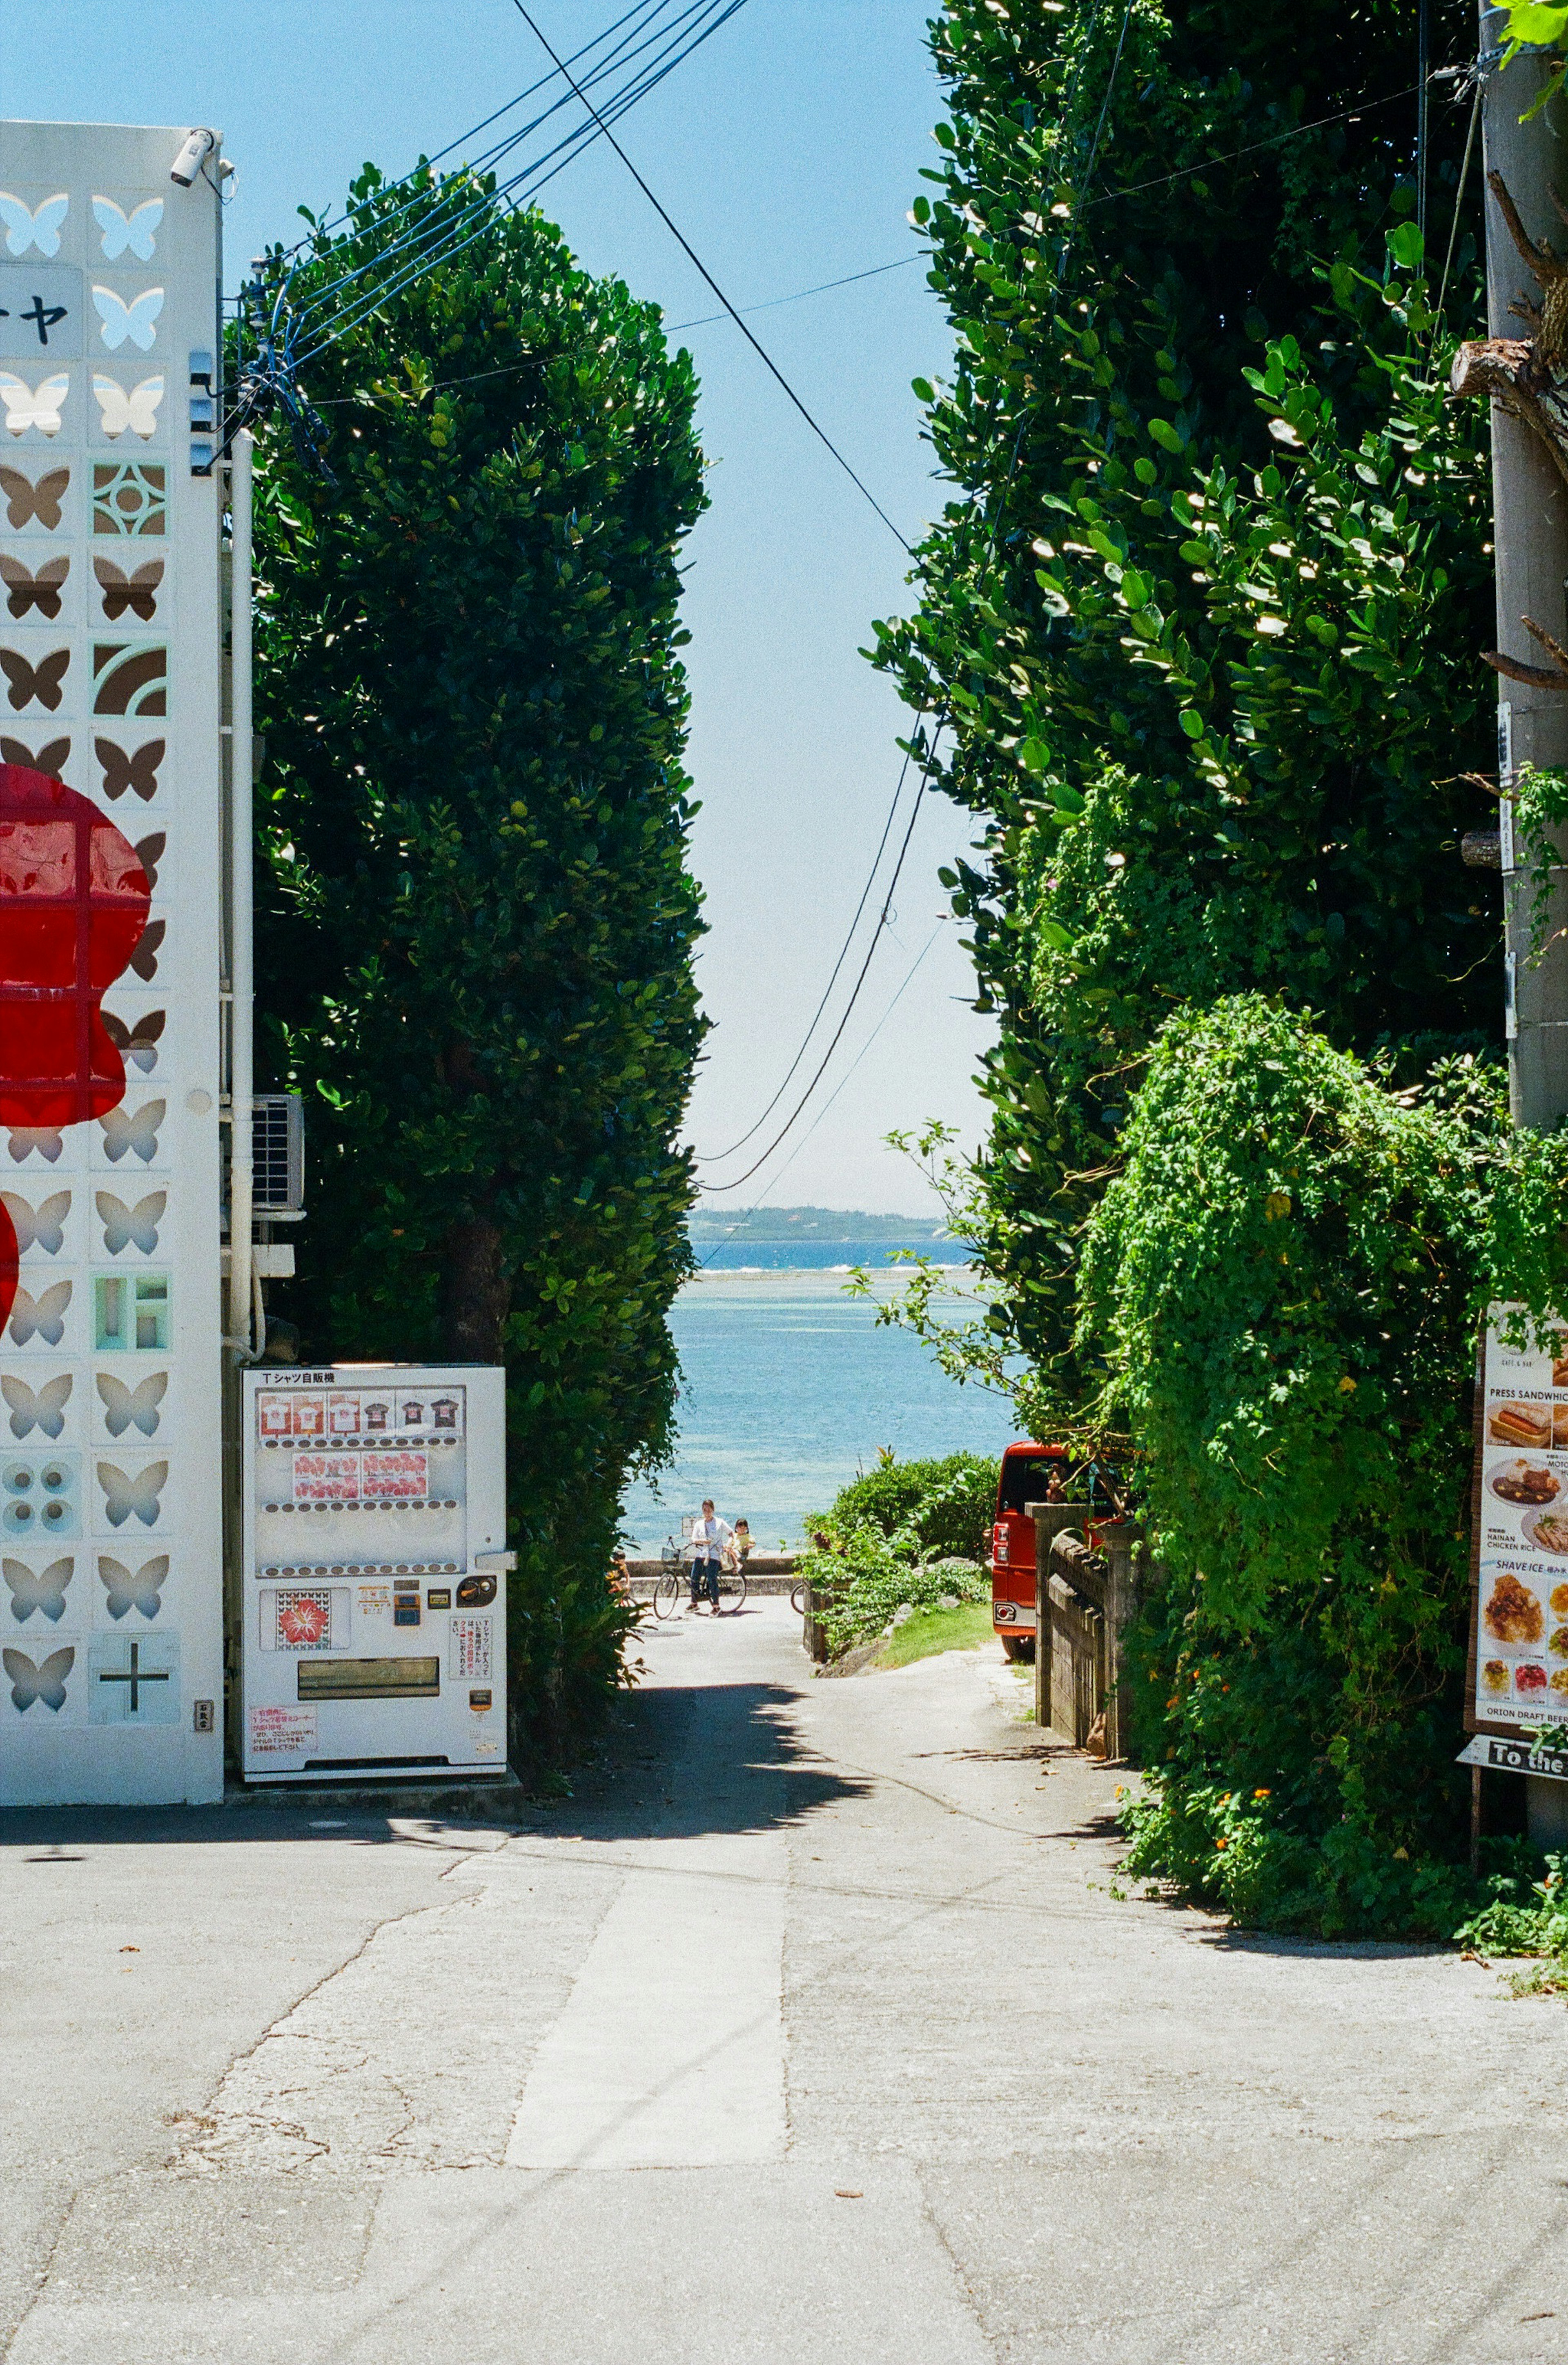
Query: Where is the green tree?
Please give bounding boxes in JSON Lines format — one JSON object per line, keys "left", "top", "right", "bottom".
{"left": 249, "top": 167, "right": 708, "bottom": 1759}
{"left": 875, "top": 0, "right": 1493, "bottom": 1414}
{"left": 866, "top": 0, "right": 1557, "bottom": 1926}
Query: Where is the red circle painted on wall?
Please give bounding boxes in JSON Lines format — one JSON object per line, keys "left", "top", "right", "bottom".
{"left": 0, "top": 761, "right": 151, "bottom": 1327}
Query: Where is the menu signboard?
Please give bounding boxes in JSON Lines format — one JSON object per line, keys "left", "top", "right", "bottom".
{"left": 1473, "top": 1307, "right": 1568, "bottom": 1732}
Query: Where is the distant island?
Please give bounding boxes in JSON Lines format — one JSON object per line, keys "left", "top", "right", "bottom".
{"left": 687, "top": 1203, "right": 960, "bottom": 1245}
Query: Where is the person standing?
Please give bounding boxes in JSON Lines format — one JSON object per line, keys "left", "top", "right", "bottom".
{"left": 689, "top": 1499, "right": 732, "bottom": 1610}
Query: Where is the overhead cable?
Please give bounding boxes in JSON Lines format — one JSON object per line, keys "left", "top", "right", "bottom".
{"left": 669, "top": 253, "right": 918, "bottom": 333}
{"left": 289, "top": 1, "right": 748, "bottom": 365}
{"left": 509, "top": 0, "right": 915, "bottom": 553}
{"left": 695, "top": 0, "right": 1134, "bottom": 1191}
{"left": 696, "top": 731, "right": 929, "bottom": 1164}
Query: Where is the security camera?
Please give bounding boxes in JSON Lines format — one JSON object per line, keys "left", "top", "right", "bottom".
{"left": 170, "top": 128, "right": 217, "bottom": 187}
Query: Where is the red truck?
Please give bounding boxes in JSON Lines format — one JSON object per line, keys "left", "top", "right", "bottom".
{"left": 990, "top": 1441, "right": 1124, "bottom": 1660}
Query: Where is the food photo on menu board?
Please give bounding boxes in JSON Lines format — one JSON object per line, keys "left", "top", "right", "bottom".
{"left": 1480, "top": 1308, "right": 1568, "bottom": 1724}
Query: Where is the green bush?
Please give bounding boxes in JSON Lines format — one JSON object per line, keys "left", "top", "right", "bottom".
{"left": 1083, "top": 996, "right": 1568, "bottom": 1934}
{"left": 815, "top": 1452, "right": 999, "bottom": 1563}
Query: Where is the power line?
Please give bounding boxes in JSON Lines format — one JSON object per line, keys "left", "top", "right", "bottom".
{"left": 509, "top": 0, "right": 915, "bottom": 553}
{"left": 697, "top": 0, "right": 1136, "bottom": 1192}
{"left": 694, "top": 914, "right": 950, "bottom": 1263}
{"left": 696, "top": 729, "right": 932, "bottom": 1164}
{"left": 697, "top": 727, "right": 942, "bottom": 1193}
{"left": 291, "top": 1, "right": 747, "bottom": 365}
{"left": 669, "top": 253, "right": 918, "bottom": 332}
{"left": 1087, "top": 80, "right": 1419, "bottom": 208}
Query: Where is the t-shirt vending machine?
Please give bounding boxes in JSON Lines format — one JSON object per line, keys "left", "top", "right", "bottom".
{"left": 239, "top": 1365, "right": 510, "bottom": 1782}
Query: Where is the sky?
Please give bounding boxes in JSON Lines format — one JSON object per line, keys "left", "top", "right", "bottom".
{"left": 3, "top": 0, "right": 991, "bottom": 1219}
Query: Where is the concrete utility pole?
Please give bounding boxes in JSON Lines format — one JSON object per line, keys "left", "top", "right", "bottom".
{"left": 1479, "top": 20, "right": 1568, "bottom": 1839}
{"left": 1482, "top": 41, "right": 1568, "bottom": 1113}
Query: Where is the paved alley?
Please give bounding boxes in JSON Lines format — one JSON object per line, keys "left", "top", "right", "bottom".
{"left": 1, "top": 1601, "right": 1564, "bottom": 2363}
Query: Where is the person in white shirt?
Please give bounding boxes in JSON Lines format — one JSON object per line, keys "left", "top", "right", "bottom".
{"left": 689, "top": 1500, "right": 732, "bottom": 1610}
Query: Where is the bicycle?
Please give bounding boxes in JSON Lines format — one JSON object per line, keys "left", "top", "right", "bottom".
{"left": 651, "top": 1537, "right": 748, "bottom": 1616}
{"left": 653, "top": 1538, "right": 685, "bottom": 1619}
{"left": 790, "top": 1578, "right": 807, "bottom": 1617}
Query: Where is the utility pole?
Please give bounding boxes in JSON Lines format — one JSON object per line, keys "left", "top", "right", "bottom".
{"left": 1480, "top": 22, "right": 1568, "bottom": 1840}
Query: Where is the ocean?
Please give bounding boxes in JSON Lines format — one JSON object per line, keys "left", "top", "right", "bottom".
{"left": 620, "top": 1256, "right": 1019, "bottom": 1553}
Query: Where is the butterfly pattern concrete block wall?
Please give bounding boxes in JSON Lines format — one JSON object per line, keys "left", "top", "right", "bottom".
{"left": 0, "top": 121, "right": 224, "bottom": 1799}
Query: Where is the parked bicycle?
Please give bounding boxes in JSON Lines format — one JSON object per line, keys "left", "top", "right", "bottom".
{"left": 652, "top": 1536, "right": 748, "bottom": 1617}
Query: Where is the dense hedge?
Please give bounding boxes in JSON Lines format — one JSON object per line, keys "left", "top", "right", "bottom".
{"left": 250, "top": 168, "right": 707, "bottom": 1764}
{"left": 870, "top": 0, "right": 1568, "bottom": 1926}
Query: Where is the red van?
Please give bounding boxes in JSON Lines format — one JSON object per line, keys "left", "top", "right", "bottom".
{"left": 990, "top": 1441, "right": 1127, "bottom": 1659}
{"left": 990, "top": 1443, "right": 1067, "bottom": 1660}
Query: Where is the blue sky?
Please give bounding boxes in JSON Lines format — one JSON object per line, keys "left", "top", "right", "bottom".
{"left": 5, "top": 0, "right": 989, "bottom": 1218}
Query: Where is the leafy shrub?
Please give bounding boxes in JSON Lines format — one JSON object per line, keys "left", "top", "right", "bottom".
{"left": 814, "top": 1452, "right": 999, "bottom": 1564}
{"left": 1452, "top": 1855, "right": 1568, "bottom": 1958}
{"left": 1085, "top": 997, "right": 1568, "bottom": 1934}
{"left": 801, "top": 1522, "right": 990, "bottom": 1659}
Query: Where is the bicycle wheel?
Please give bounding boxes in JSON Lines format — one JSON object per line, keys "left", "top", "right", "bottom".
{"left": 713, "top": 1568, "right": 747, "bottom": 1615}
{"left": 790, "top": 1579, "right": 806, "bottom": 1617}
{"left": 653, "top": 1569, "right": 682, "bottom": 1620}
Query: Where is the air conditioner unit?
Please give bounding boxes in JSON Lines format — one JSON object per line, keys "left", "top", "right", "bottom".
{"left": 252, "top": 1093, "right": 305, "bottom": 1218}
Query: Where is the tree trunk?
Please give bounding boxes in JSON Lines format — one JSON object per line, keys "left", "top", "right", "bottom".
{"left": 439, "top": 1220, "right": 510, "bottom": 1362}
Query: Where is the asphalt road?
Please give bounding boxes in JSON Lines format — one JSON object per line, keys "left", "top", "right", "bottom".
{"left": 1, "top": 1599, "right": 1564, "bottom": 2363}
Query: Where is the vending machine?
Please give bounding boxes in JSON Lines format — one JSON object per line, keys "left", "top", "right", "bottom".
{"left": 238, "top": 1364, "right": 510, "bottom": 1782}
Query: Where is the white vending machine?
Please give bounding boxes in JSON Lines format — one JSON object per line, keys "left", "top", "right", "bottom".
{"left": 239, "top": 1364, "right": 509, "bottom": 1783}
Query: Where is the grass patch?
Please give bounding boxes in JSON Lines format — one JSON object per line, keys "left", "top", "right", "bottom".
{"left": 873, "top": 1602, "right": 997, "bottom": 1671}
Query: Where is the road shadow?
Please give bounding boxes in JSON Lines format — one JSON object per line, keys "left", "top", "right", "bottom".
{"left": 530, "top": 1678, "right": 872, "bottom": 1843}
{"left": 0, "top": 1679, "right": 868, "bottom": 1854}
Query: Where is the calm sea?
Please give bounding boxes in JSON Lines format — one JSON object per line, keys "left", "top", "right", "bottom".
{"left": 620, "top": 1255, "right": 1018, "bottom": 1554}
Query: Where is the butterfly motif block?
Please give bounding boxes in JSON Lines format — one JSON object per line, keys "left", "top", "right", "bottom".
{"left": 8, "top": 1278, "right": 72, "bottom": 1348}
{"left": 7, "top": 1129, "right": 65, "bottom": 1165}
{"left": 0, "top": 554, "right": 69, "bottom": 620}
{"left": 0, "top": 195, "right": 69, "bottom": 260}
{"left": 0, "top": 463, "right": 69, "bottom": 532}
{"left": 91, "top": 286, "right": 162, "bottom": 354}
{"left": 96, "top": 1371, "right": 165, "bottom": 1439}
{"left": 92, "top": 461, "right": 164, "bottom": 537}
{"left": 0, "top": 737, "right": 70, "bottom": 782}
{"left": 0, "top": 1189, "right": 71, "bottom": 1255}
{"left": 92, "top": 198, "right": 161, "bottom": 264}
{"left": 94, "top": 557, "right": 162, "bottom": 621}
{"left": 93, "top": 640, "right": 165, "bottom": 717}
{"left": 1, "top": 1372, "right": 71, "bottom": 1439}
{"left": 100, "top": 1012, "right": 163, "bottom": 1073}
{"left": 127, "top": 918, "right": 165, "bottom": 982}
{"left": 98, "top": 1550, "right": 167, "bottom": 1619}
{"left": 96, "top": 1187, "right": 165, "bottom": 1254}
{"left": 4, "top": 1553, "right": 73, "bottom": 1622}
{"left": 0, "top": 644, "right": 68, "bottom": 711}
{"left": 92, "top": 373, "right": 163, "bottom": 443}
{"left": 95, "top": 1457, "right": 167, "bottom": 1528}
{"left": 95, "top": 735, "right": 162, "bottom": 802}
{"left": 3, "top": 1642, "right": 73, "bottom": 1711}
{"left": 0, "top": 372, "right": 69, "bottom": 440}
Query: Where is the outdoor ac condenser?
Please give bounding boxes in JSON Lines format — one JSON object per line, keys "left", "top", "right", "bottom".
{"left": 251, "top": 1092, "right": 305, "bottom": 1217}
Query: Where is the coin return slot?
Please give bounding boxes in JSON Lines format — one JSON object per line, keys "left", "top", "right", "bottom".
{"left": 296, "top": 1655, "right": 439, "bottom": 1701}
